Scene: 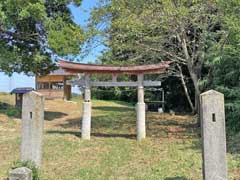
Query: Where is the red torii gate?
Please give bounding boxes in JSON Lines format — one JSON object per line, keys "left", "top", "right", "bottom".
{"left": 59, "top": 60, "right": 171, "bottom": 140}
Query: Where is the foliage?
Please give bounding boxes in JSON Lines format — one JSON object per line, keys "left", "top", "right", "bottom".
{"left": 88, "top": 0, "right": 227, "bottom": 113}
{"left": 225, "top": 102, "right": 240, "bottom": 135}
{"left": 205, "top": 0, "right": 240, "bottom": 134}
{"left": 0, "top": 0, "right": 84, "bottom": 75}
{"left": 209, "top": 46, "right": 240, "bottom": 134}
{"left": 90, "top": 73, "right": 137, "bottom": 103}
{"left": 0, "top": 102, "right": 21, "bottom": 118}
{"left": 11, "top": 160, "right": 41, "bottom": 180}
{"left": 88, "top": 0, "right": 240, "bottom": 118}
{"left": 92, "top": 87, "right": 137, "bottom": 103}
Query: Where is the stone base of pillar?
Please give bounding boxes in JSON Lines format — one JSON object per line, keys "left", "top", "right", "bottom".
{"left": 136, "top": 102, "right": 146, "bottom": 140}
{"left": 9, "top": 167, "right": 32, "bottom": 180}
{"left": 81, "top": 102, "right": 91, "bottom": 140}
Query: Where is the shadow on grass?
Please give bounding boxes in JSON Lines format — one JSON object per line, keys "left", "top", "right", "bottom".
{"left": 91, "top": 132, "right": 135, "bottom": 139}
{"left": 48, "top": 101, "right": 201, "bottom": 145}
{"left": 92, "top": 106, "right": 133, "bottom": 112}
{"left": 146, "top": 116, "right": 200, "bottom": 140}
{"left": 46, "top": 130, "right": 80, "bottom": 137}
{"left": 165, "top": 177, "right": 188, "bottom": 180}
{"left": 46, "top": 130, "right": 135, "bottom": 139}
{"left": 55, "top": 110, "right": 200, "bottom": 143}
{"left": 0, "top": 102, "right": 68, "bottom": 121}
{"left": 58, "top": 118, "right": 81, "bottom": 129}
{"left": 44, "top": 111, "right": 68, "bottom": 121}
{"left": 59, "top": 113, "right": 135, "bottom": 130}
{"left": 0, "top": 102, "right": 21, "bottom": 118}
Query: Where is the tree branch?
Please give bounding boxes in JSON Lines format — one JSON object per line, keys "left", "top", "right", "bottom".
{"left": 136, "top": 41, "right": 187, "bottom": 64}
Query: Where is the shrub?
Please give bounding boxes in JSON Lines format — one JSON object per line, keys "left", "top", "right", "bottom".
{"left": 225, "top": 101, "right": 240, "bottom": 136}
{"left": 0, "top": 102, "right": 21, "bottom": 118}
{"left": 5, "top": 108, "right": 21, "bottom": 117}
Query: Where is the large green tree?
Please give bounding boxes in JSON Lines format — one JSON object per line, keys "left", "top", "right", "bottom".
{"left": 88, "top": 0, "right": 239, "bottom": 115}
{"left": 207, "top": 0, "right": 240, "bottom": 134}
{"left": 0, "top": 0, "right": 84, "bottom": 75}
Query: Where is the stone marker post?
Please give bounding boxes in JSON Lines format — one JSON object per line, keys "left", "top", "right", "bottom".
{"left": 21, "top": 91, "right": 44, "bottom": 167}
{"left": 136, "top": 74, "right": 146, "bottom": 140}
{"left": 9, "top": 167, "right": 32, "bottom": 180}
{"left": 81, "top": 74, "right": 91, "bottom": 140}
{"left": 200, "top": 90, "right": 227, "bottom": 180}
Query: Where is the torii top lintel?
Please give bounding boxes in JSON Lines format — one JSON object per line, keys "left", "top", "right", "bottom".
{"left": 58, "top": 60, "right": 171, "bottom": 74}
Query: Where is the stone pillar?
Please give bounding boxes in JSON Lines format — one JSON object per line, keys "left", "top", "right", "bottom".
{"left": 200, "top": 90, "right": 227, "bottom": 180}
{"left": 136, "top": 74, "right": 146, "bottom": 140}
{"left": 81, "top": 74, "right": 91, "bottom": 140}
{"left": 21, "top": 91, "right": 44, "bottom": 167}
{"left": 9, "top": 167, "right": 32, "bottom": 180}
{"left": 112, "top": 74, "right": 118, "bottom": 82}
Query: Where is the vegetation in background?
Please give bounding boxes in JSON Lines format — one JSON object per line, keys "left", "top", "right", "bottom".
{"left": 87, "top": 0, "right": 226, "bottom": 113}
{"left": 87, "top": 0, "right": 240, "bottom": 126}
{"left": 0, "top": 102, "right": 20, "bottom": 118}
{"left": 0, "top": 0, "right": 84, "bottom": 75}
{"left": 92, "top": 87, "right": 137, "bottom": 103}
{"left": 207, "top": 0, "right": 240, "bottom": 135}
{"left": 0, "top": 93, "right": 21, "bottom": 118}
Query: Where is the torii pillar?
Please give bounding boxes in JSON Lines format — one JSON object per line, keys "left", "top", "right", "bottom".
{"left": 81, "top": 74, "right": 91, "bottom": 140}
{"left": 136, "top": 74, "right": 146, "bottom": 140}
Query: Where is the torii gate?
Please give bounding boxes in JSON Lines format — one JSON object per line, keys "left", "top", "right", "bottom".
{"left": 59, "top": 60, "right": 171, "bottom": 140}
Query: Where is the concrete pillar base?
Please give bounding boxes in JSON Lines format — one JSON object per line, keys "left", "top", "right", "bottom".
{"left": 136, "top": 102, "right": 146, "bottom": 140}
{"left": 81, "top": 102, "right": 91, "bottom": 140}
{"left": 9, "top": 167, "right": 32, "bottom": 180}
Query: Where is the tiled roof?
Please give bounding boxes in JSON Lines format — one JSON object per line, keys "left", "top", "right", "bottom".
{"left": 58, "top": 60, "right": 171, "bottom": 74}
{"left": 11, "top": 87, "right": 34, "bottom": 94}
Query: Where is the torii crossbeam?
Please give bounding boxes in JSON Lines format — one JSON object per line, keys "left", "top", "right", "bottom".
{"left": 58, "top": 60, "right": 171, "bottom": 140}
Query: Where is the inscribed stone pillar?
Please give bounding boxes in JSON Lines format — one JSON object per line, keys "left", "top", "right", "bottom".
{"left": 9, "top": 167, "right": 32, "bottom": 180}
{"left": 136, "top": 74, "right": 146, "bottom": 140}
{"left": 81, "top": 74, "right": 92, "bottom": 140}
{"left": 200, "top": 90, "right": 227, "bottom": 180}
{"left": 21, "top": 91, "right": 44, "bottom": 167}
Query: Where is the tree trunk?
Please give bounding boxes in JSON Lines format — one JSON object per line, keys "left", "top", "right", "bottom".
{"left": 178, "top": 32, "right": 202, "bottom": 125}
{"left": 189, "top": 69, "right": 201, "bottom": 126}
{"left": 177, "top": 64, "right": 195, "bottom": 112}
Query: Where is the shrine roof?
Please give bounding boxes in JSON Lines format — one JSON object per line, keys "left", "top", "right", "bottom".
{"left": 58, "top": 60, "right": 171, "bottom": 74}
{"left": 49, "top": 67, "right": 72, "bottom": 76}
{"left": 11, "top": 87, "right": 34, "bottom": 94}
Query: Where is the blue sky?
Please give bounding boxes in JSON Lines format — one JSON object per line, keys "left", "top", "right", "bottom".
{"left": 70, "top": 0, "right": 98, "bottom": 26}
{"left": 69, "top": 0, "right": 106, "bottom": 63}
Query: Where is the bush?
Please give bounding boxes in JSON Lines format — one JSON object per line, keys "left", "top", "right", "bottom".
{"left": 6, "top": 108, "right": 21, "bottom": 117}
{"left": 0, "top": 102, "right": 21, "bottom": 118}
{"left": 225, "top": 101, "right": 240, "bottom": 136}
{"left": 10, "top": 161, "right": 41, "bottom": 180}
{"left": 92, "top": 87, "right": 137, "bottom": 103}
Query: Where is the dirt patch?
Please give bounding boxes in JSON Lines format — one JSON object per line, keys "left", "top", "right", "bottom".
{"left": 0, "top": 114, "right": 7, "bottom": 121}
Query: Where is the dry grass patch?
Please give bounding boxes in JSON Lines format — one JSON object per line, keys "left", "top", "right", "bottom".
{"left": 0, "top": 93, "right": 239, "bottom": 180}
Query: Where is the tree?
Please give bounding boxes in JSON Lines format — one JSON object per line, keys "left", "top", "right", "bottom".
{"left": 87, "top": 0, "right": 228, "bottom": 115}
{"left": 207, "top": 0, "right": 240, "bottom": 134}
{"left": 0, "top": 0, "right": 84, "bottom": 75}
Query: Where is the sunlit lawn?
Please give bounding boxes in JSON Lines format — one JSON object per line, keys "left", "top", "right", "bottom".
{"left": 0, "top": 93, "right": 239, "bottom": 180}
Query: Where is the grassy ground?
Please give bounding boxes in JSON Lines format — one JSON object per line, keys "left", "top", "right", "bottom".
{"left": 0, "top": 93, "right": 239, "bottom": 180}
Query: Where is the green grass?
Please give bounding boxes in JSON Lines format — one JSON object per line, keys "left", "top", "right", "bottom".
{"left": 0, "top": 93, "right": 240, "bottom": 180}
